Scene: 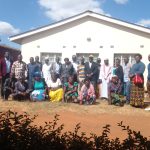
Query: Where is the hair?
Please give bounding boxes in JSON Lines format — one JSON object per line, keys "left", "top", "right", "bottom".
{"left": 64, "top": 58, "right": 69, "bottom": 61}
{"left": 134, "top": 53, "right": 142, "bottom": 59}
{"left": 84, "top": 77, "right": 90, "bottom": 83}
{"left": 116, "top": 58, "right": 120, "bottom": 63}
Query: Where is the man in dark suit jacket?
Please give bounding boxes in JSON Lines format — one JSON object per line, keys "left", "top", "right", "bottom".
{"left": 84, "top": 55, "right": 98, "bottom": 90}
{"left": 0, "top": 52, "right": 12, "bottom": 98}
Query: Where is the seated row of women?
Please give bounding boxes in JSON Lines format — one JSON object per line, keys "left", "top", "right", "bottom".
{"left": 3, "top": 72, "right": 97, "bottom": 105}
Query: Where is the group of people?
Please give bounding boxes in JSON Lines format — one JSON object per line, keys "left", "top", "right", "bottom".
{"left": 0, "top": 52, "right": 150, "bottom": 108}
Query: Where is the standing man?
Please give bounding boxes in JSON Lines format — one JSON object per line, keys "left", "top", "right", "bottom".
{"left": 84, "top": 55, "right": 98, "bottom": 91}
{"left": 77, "top": 56, "right": 85, "bottom": 90}
{"left": 147, "top": 54, "right": 150, "bottom": 98}
{"left": 50, "top": 57, "right": 62, "bottom": 78}
{"left": 35, "top": 56, "right": 42, "bottom": 72}
{"left": 61, "top": 58, "right": 74, "bottom": 85}
{"left": 72, "top": 55, "right": 78, "bottom": 82}
{"left": 122, "top": 57, "right": 131, "bottom": 104}
{"left": 27, "top": 57, "right": 37, "bottom": 89}
{"left": 99, "top": 58, "right": 112, "bottom": 99}
{"left": 0, "top": 52, "right": 12, "bottom": 98}
{"left": 42, "top": 57, "right": 51, "bottom": 85}
{"left": 11, "top": 54, "right": 27, "bottom": 80}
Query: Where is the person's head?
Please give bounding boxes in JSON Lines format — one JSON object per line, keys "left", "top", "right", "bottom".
{"left": 148, "top": 54, "right": 150, "bottom": 62}
{"left": 124, "top": 57, "right": 129, "bottom": 64}
{"left": 80, "top": 56, "right": 85, "bottom": 64}
{"left": 104, "top": 59, "right": 109, "bottom": 65}
{"left": 34, "top": 72, "right": 41, "bottom": 81}
{"left": 64, "top": 58, "right": 69, "bottom": 65}
{"left": 135, "top": 53, "right": 142, "bottom": 63}
{"left": 84, "top": 78, "right": 90, "bottom": 87}
{"left": 111, "top": 75, "right": 118, "bottom": 83}
{"left": 35, "top": 56, "right": 39, "bottom": 62}
{"left": 89, "top": 55, "right": 94, "bottom": 63}
{"left": 97, "top": 58, "right": 101, "bottom": 64}
{"left": 17, "top": 54, "right": 22, "bottom": 62}
{"left": 30, "top": 57, "right": 34, "bottom": 64}
{"left": 68, "top": 76, "right": 74, "bottom": 84}
{"left": 51, "top": 72, "right": 57, "bottom": 82}
{"left": 4, "top": 52, "right": 10, "bottom": 59}
{"left": 72, "top": 55, "right": 77, "bottom": 62}
{"left": 55, "top": 57, "right": 60, "bottom": 63}
{"left": 45, "top": 57, "right": 49, "bottom": 64}
{"left": 115, "top": 58, "right": 120, "bottom": 67}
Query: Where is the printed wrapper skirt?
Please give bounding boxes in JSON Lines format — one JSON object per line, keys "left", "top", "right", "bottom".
{"left": 130, "top": 82, "right": 144, "bottom": 107}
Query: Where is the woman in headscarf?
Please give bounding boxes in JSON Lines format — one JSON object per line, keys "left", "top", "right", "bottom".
{"left": 129, "top": 54, "right": 145, "bottom": 107}
{"left": 63, "top": 76, "right": 78, "bottom": 102}
{"left": 30, "top": 72, "right": 47, "bottom": 101}
{"left": 80, "top": 78, "right": 96, "bottom": 105}
{"left": 108, "top": 75, "right": 124, "bottom": 106}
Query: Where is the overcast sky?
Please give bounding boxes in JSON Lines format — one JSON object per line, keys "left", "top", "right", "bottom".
{"left": 0, "top": 0, "right": 150, "bottom": 48}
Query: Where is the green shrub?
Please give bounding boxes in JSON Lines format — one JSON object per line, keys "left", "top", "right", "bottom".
{"left": 0, "top": 110, "right": 149, "bottom": 150}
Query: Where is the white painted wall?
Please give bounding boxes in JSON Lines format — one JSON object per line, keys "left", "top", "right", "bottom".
{"left": 20, "top": 17, "right": 150, "bottom": 82}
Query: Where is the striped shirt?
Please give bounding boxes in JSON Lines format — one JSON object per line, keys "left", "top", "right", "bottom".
{"left": 77, "top": 64, "right": 85, "bottom": 79}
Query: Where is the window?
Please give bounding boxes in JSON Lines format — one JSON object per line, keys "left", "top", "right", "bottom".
{"left": 114, "top": 53, "right": 136, "bottom": 66}
{"left": 76, "top": 53, "right": 99, "bottom": 62}
{"left": 40, "top": 52, "right": 62, "bottom": 64}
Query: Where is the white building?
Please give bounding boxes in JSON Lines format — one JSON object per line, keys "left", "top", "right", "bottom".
{"left": 10, "top": 11, "right": 150, "bottom": 78}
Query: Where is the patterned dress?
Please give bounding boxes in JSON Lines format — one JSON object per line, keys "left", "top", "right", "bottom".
{"left": 64, "top": 82, "right": 78, "bottom": 101}
{"left": 129, "top": 61, "right": 145, "bottom": 107}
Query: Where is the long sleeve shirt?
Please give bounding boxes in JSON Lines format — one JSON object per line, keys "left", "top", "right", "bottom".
{"left": 130, "top": 61, "right": 145, "bottom": 76}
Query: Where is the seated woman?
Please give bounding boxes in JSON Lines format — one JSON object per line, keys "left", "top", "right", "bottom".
{"left": 30, "top": 72, "right": 47, "bottom": 101}
{"left": 63, "top": 76, "right": 78, "bottom": 102}
{"left": 12, "top": 77, "right": 29, "bottom": 101}
{"left": 108, "top": 75, "right": 124, "bottom": 106}
{"left": 3, "top": 74, "right": 17, "bottom": 100}
{"left": 79, "top": 78, "right": 96, "bottom": 105}
{"left": 47, "top": 73, "right": 63, "bottom": 102}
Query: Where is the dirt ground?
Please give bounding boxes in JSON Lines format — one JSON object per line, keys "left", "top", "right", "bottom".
{"left": 0, "top": 98, "right": 150, "bottom": 140}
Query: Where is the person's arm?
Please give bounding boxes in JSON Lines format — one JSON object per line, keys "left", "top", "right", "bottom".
{"left": 11, "top": 62, "right": 15, "bottom": 76}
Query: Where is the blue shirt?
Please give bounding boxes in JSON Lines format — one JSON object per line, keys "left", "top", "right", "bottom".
{"left": 148, "top": 63, "right": 150, "bottom": 80}
{"left": 130, "top": 61, "right": 145, "bottom": 75}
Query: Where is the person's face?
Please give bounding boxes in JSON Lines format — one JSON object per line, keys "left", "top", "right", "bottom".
{"left": 35, "top": 56, "right": 39, "bottom": 62}
{"left": 65, "top": 59, "right": 69, "bottom": 65}
{"left": 56, "top": 57, "right": 60, "bottom": 63}
{"left": 112, "top": 77, "right": 118, "bottom": 83}
{"left": 116, "top": 60, "right": 120, "bottom": 67}
{"left": 45, "top": 59, "right": 49, "bottom": 64}
{"left": 68, "top": 77, "right": 73, "bottom": 83}
{"left": 89, "top": 57, "right": 93, "bottom": 63}
{"left": 85, "top": 80, "right": 90, "bottom": 87}
{"left": 97, "top": 58, "right": 101, "bottom": 64}
{"left": 5, "top": 52, "right": 9, "bottom": 59}
{"left": 124, "top": 58, "right": 129, "bottom": 64}
{"left": 51, "top": 74, "right": 56, "bottom": 81}
{"left": 35, "top": 77, "right": 40, "bottom": 81}
{"left": 30, "top": 57, "right": 34, "bottom": 63}
{"left": 72, "top": 55, "right": 77, "bottom": 62}
{"left": 18, "top": 55, "right": 22, "bottom": 62}
{"left": 104, "top": 60, "right": 109, "bottom": 65}
{"left": 148, "top": 55, "right": 150, "bottom": 62}
{"left": 80, "top": 57, "right": 84, "bottom": 64}
{"left": 135, "top": 56, "right": 140, "bottom": 63}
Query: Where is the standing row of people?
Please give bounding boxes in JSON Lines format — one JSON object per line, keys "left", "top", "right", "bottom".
{"left": 0, "top": 52, "right": 150, "bottom": 108}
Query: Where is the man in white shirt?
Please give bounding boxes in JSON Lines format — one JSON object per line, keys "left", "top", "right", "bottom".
{"left": 42, "top": 57, "right": 51, "bottom": 85}
{"left": 99, "top": 58, "right": 112, "bottom": 99}
{"left": 122, "top": 57, "right": 131, "bottom": 104}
